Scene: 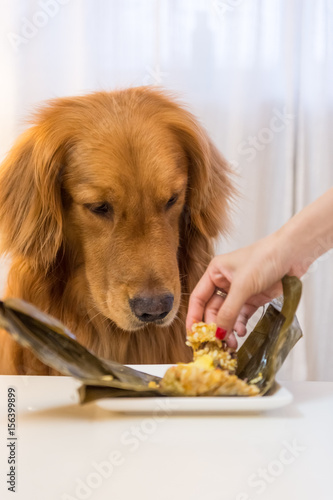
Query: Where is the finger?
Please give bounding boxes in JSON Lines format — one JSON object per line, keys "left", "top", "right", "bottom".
{"left": 233, "top": 303, "right": 259, "bottom": 337}
{"left": 233, "top": 314, "right": 248, "bottom": 337}
{"left": 186, "top": 271, "right": 217, "bottom": 329}
{"left": 215, "top": 280, "right": 253, "bottom": 333}
{"left": 203, "top": 293, "right": 226, "bottom": 325}
{"left": 225, "top": 331, "right": 238, "bottom": 349}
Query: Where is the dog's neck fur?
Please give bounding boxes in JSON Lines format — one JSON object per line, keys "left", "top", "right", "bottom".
{"left": 2, "top": 255, "right": 192, "bottom": 374}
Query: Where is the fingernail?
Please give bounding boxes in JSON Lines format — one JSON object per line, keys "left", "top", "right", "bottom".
{"left": 216, "top": 327, "right": 227, "bottom": 340}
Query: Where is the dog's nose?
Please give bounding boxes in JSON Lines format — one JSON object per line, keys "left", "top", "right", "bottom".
{"left": 129, "top": 294, "right": 174, "bottom": 323}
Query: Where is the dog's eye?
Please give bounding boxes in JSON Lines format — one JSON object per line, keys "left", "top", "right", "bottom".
{"left": 165, "top": 194, "right": 179, "bottom": 210}
{"left": 85, "top": 202, "right": 112, "bottom": 217}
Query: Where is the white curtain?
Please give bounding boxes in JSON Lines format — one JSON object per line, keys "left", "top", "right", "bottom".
{"left": 0, "top": 0, "right": 333, "bottom": 380}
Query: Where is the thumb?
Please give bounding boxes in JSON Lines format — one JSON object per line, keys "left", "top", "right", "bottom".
{"left": 216, "top": 282, "right": 251, "bottom": 333}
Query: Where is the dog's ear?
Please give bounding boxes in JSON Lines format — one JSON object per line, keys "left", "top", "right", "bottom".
{"left": 0, "top": 122, "right": 68, "bottom": 271}
{"left": 164, "top": 105, "right": 235, "bottom": 291}
{"left": 175, "top": 116, "right": 234, "bottom": 237}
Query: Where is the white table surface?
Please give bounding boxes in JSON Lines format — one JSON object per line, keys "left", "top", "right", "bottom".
{"left": 0, "top": 373, "right": 332, "bottom": 500}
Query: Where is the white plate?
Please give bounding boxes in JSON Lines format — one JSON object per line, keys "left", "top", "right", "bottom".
{"left": 96, "top": 365, "right": 293, "bottom": 414}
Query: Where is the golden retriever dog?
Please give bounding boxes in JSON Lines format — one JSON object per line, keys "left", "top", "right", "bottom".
{"left": 0, "top": 87, "right": 233, "bottom": 375}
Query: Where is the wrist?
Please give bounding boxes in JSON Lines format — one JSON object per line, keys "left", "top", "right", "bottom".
{"left": 265, "top": 228, "right": 295, "bottom": 276}
{"left": 275, "top": 214, "right": 325, "bottom": 278}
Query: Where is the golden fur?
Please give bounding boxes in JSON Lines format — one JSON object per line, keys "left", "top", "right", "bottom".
{"left": 0, "top": 87, "right": 234, "bottom": 375}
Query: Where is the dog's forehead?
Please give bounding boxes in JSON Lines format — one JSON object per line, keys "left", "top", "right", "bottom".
{"left": 67, "top": 122, "right": 188, "bottom": 200}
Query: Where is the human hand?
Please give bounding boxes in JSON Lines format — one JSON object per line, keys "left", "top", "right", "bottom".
{"left": 186, "top": 233, "right": 293, "bottom": 348}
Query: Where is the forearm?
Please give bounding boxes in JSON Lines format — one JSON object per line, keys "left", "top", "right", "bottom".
{"left": 277, "top": 187, "right": 333, "bottom": 276}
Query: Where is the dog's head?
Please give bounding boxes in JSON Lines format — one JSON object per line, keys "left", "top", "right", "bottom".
{"left": 0, "top": 88, "right": 234, "bottom": 331}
